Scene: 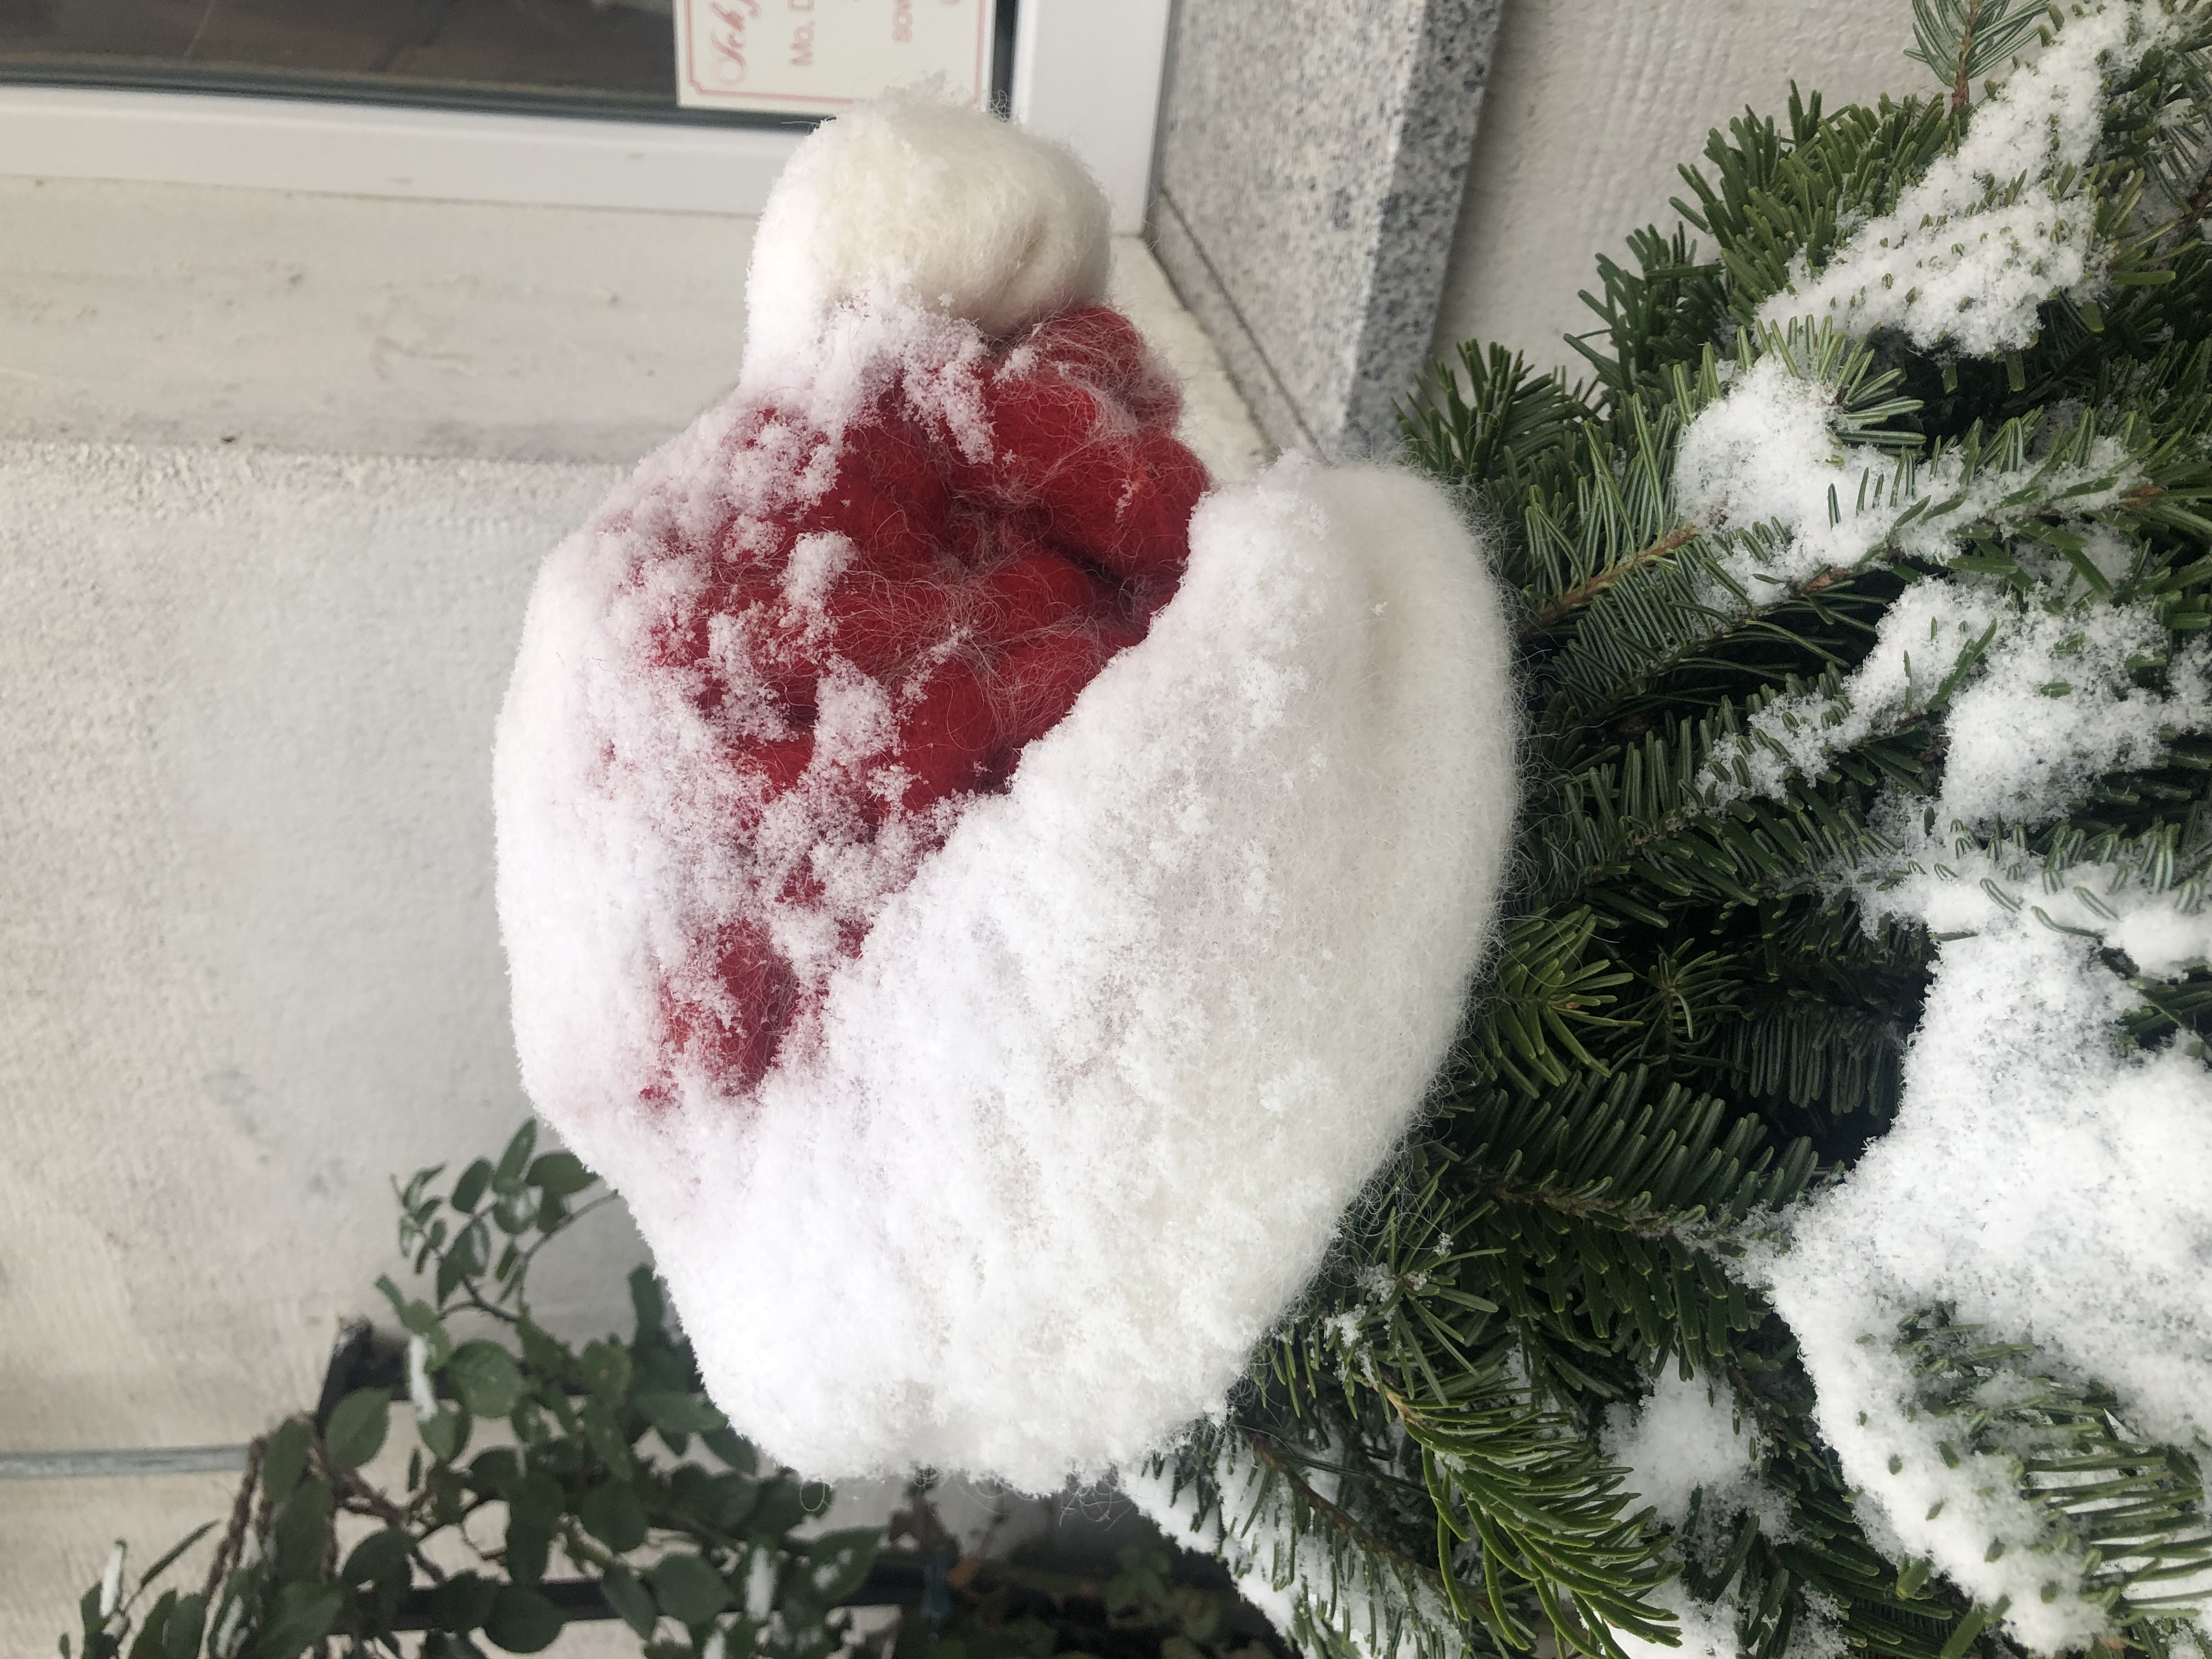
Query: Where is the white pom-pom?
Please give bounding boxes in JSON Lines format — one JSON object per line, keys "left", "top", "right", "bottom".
{"left": 743, "top": 93, "right": 1111, "bottom": 366}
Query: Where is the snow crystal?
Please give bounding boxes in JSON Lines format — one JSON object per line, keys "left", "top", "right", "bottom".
{"left": 406, "top": 1334, "right": 437, "bottom": 1424}
{"left": 1674, "top": 353, "right": 1892, "bottom": 589}
{"left": 98, "top": 1542, "right": 124, "bottom": 1621}
{"left": 1723, "top": 535, "right": 2212, "bottom": 1645}
{"left": 1700, "top": 580, "right": 2208, "bottom": 821}
{"left": 1610, "top": 1595, "right": 1740, "bottom": 1659}
{"left": 1121, "top": 1453, "right": 1307, "bottom": 1653}
{"left": 495, "top": 97, "right": 1517, "bottom": 1488}
{"left": 1783, "top": 1590, "right": 1849, "bottom": 1659}
{"left": 1701, "top": 582, "right": 2003, "bottom": 803}
{"left": 1600, "top": 1373, "right": 1807, "bottom": 1659}
{"left": 1674, "top": 351, "right": 2137, "bottom": 605}
{"left": 1760, "top": 2, "right": 2179, "bottom": 357}
{"left": 1122, "top": 1441, "right": 1458, "bottom": 1659}
{"left": 1759, "top": 854, "right": 2212, "bottom": 1647}
{"left": 1942, "top": 601, "right": 2209, "bottom": 823}
{"left": 1604, "top": 1370, "right": 1780, "bottom": 1541}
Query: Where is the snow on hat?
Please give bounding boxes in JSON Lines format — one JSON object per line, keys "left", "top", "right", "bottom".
{"left": 493, "top": 94, "right": 1517, "bottom": 1488}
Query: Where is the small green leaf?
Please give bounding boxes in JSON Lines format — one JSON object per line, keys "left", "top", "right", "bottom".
{"left": 516, "top": 1321, "right": 568, "bottom": 1378}
{"left": 125, "top": 1592, "right": 176, "bottom": 1659}
{"left": 420, "top": 1404, "right": 470, "bottom": 1464}
{"left": 426, "top": 1572, "right": 500, "bottom": 1635}
{"left": 324, "top": 1387, "right": 391, "bottom": 1471}
{"left": 341, "top": 1528, "right": 413, "bottom": 1587}
{"left": 701, "top": 1429, "right": 756, "bottom": 1475}
{"left": 580, "top": 1480, "right": 649, "bottom": 1553}
{"left": 161, "top": 1595, "right": 204, "bottom": 1659}
{"left": 496, "top": 1121, "right": 539, "bottom": 1185}
{"left": 601, "top": 1561, "right": 659, "bottom": 1640}
{"left": 636, "top": 1391, "right": 725, "bottom": 1436}
{"left": 492, "top": 1184, "right": 538, "bottom": 1236}
{"left": 526, "top": 1152, "right": 594, "bottom": 1198}
{"left": 450, "top": 1159, "right": 495, "bottom": 1214}
{"left": 485, "top": 1586, "right": 564, "bottom": 1654}
{"left": 134, "top": 1522, "right": 217, "bottom": 1594}
{"left": 652, "top": 1553, "right": 733, "bottom": 1627}
{"left": 580, "top": 1397, "right": 634, "bottom": 1475}
{"left": 455, "top": 1217, "right": 493, "bottom": 1276}
{"left": 468, "top": 1447, "right": 521, "bottom": 1497}
{"left": 252, "top": 1583, "right": 341, "bottom": 1659}
{"left": 261, "top": 1418, "right": 312, "bottom": 1499}
{"left": 270, "top": 1478, "right": 333, "bottom": 1581}
{"left": 702, "top": 1472, "right": 758, "bottom": 1530}
{"left": 579, "top": 1340, "right": 633, "bottom": 1404}
{"left": 505, "top": 1514, "right": 551, "bottom": 1589}
{"left": 804, "top": 1529, "right": 881, "bottom": 1606}
{"left": 748, "top": 1479, "right": 806, "bottom": 1543}
{"left": 628, "top": 1267, "right": 665, "bottom": 1342}
{"left": 447, "top": 1341, "right": 526, "bottom": 1418}
{"left": 507, "top": 1470, "right": 565, "bottom": 1530}
{"left": 436, "top": 1249, "right": 469, "bottom": 1304}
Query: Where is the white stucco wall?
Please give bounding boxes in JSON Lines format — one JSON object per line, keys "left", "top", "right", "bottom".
{"left": 1434, "top": 0, "right": 1922, "bottom": 375}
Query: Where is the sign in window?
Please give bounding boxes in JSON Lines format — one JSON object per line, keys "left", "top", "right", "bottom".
{"left": 676, "top": 0, "right": 990, "bottom": 116}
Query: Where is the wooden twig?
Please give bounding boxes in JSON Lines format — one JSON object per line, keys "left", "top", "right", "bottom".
{"left": 1521, "top": 526, "right": 1699, "bottom": 636}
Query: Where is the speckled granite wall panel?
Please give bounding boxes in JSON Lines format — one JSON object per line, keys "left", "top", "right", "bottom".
{"left": 1152, "top": 0, "right": 1500, "bottom": 458}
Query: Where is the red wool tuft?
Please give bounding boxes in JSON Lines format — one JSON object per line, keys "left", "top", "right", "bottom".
{"left": 638, "top": 305, "right": 1207, "bottom": 1095}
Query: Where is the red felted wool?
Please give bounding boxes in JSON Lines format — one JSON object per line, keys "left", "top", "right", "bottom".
{"left": 635, "top": 305, "right": 1206, "bottom": 1097}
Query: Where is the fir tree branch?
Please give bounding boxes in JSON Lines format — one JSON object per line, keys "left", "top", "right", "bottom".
{"left": 2178, "top": 164, "right": 2212, "bottom": 236}
{"left": 1458, "top": 1166, "right": 1709, "bottom": 1243}
{"left": 1946, "top": 0, "right": 1988, "bottom": 114}
{"left": 1522, "top": 527, "right": 1699, "bottom": 636}
{"left": 1239, "top": 1429, "right": 1451, "bottom": 1598}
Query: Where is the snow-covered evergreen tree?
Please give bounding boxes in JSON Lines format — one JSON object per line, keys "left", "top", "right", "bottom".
{"left": 1133, "top": 6, "right": 2212, "bottom": 1659}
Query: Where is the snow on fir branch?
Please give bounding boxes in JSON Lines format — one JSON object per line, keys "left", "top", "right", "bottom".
{"left": 1763, "top": 2, "right": 2184, "bottom": 356}
{"left": 1269, "top": 3, "right": 2212, "bottom": 1659}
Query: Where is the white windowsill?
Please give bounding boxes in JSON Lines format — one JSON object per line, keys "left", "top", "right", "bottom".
{"left": 0, "top": 83, "right": 804, "bottom": 215}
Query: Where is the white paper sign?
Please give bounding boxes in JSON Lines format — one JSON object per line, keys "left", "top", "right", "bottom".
{"left": 675, "top": 0, "right": 992, "bottom": 116}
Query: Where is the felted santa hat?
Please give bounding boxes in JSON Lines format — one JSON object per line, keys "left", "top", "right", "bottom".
{"left": 493, "top": 94, "right": 1517, "bottom": 1490}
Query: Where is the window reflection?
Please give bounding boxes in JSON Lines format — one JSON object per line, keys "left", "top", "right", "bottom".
{"left": 1, "top": 0, "right": 760, "bottom": 121}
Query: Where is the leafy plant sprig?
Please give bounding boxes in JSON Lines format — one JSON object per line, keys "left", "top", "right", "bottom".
{"left": 66, "top": 1124, "right": 879, "bottom": 1659}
